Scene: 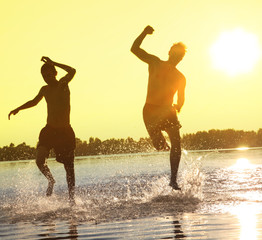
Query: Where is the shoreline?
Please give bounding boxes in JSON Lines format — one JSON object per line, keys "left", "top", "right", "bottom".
{"left": 1, "top": 146, "right": 262, "bottom": 164}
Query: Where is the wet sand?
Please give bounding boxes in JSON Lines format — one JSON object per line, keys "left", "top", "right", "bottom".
{"left": 1, "top": 212, "right": 262, "bottom": 239}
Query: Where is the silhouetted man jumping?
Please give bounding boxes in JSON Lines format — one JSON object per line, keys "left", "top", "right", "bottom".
{"left": 131, "top": 26, "right": 186, "bottom": 190}
{"left": 9, "top": 57, "right": 76, "bottom": 203}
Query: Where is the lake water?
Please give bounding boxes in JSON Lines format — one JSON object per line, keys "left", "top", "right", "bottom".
{"left": 0, "top": 148, "right": 262, "bottom": 239}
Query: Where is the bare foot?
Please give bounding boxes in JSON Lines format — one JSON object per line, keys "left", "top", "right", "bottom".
{"left": 169, "top": 181, "right": 181, "bottom": 190}
{"left": 46, "top": 179, "right": 55, "bottom": 197}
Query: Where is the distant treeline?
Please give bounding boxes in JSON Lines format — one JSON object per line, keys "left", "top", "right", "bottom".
{"left": 182, "top": 129, "right": 262, "bottom": 150}
{"left": 1, "top": 129, "right": 262, "bottom": 161}
{"left": 0, "top": 137, "right": 153, "bottom": 161}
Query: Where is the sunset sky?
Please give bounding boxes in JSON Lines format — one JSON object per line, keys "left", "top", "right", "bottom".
{"left": 1, "top": 0, "right": 262, "bottom": 147}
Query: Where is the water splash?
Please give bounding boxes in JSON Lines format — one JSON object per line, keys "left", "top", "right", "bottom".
{"left": 179, "top": 150, "right": 205, "bottom": 200}
{"left": 0, "top": 152, "right": 205, "bottom": 224}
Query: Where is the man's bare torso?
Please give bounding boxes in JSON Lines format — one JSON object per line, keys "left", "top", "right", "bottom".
{"left": 146, "top": 60, "right": 185, "bottom": 107}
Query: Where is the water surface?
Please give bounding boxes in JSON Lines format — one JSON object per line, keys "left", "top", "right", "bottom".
{"left": 1, "top": 149, "right": 262, "bottom": 239}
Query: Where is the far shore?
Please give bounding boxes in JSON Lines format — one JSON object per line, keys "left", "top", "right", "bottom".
{"left": 1, "top": 146, "right": 262, "bottom": 163}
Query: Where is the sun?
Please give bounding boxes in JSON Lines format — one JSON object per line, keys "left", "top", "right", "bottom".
{"left": 210, "top": 28, "right": 261, "bottom": 76}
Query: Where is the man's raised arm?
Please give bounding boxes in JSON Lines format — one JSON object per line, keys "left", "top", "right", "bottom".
{"left": 131, "top": 25, "right": 159, "bottom": 64}
{"left": 41, "top": 57, "right": 76, "bottom": 84}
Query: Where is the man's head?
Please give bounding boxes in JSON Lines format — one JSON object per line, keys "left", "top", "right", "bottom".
{"left": 168, "top": 42, "right": 187, "bottom": 65}
{"left": 41, "top": 63, "right": 57, "bottom": 84}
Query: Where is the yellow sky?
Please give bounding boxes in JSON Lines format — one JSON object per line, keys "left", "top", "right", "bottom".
{"left": 1, "top": 0, "right": 262, "bottom": 147}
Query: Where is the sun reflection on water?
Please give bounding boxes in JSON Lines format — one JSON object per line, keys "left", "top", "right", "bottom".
{"left": 231, "top": 204, "right": 258, "bottom": 240}
{"left": 230, "top": 157, "right": 255, "bottom": 170}
{"left": 227, "top": 155, "right": 261, "bottom": 239}
{"left": 234, "top": 158, "right": 249, "bottom": 169}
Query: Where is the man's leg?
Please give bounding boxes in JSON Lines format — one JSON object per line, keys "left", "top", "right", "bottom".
{"left": 143, "top": 105, "right": 170, "bottom": 151}
{"left": 145, "top": 124, "right": 170, "bottom": 151}
{"left": 36, "top": 146, "right": 55, "bottom": 196}
{"left": 165, "top": 126, "right": 181, "bottom": 190}
{"left": 64, "top": 161, "right": 75, "bottom": 203}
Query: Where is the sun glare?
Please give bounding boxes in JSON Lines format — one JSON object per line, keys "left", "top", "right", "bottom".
{"left": 236, "top": 147, "right": 249, "bottom": 151}
{"left": 233, "top": 158, "right": 250, "bottom": 169}
{"left": 210, "top": 28, "right": 261, "bottom": 76}
{"left": 231, "top": 204, "right": 258, "bottom": 240}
